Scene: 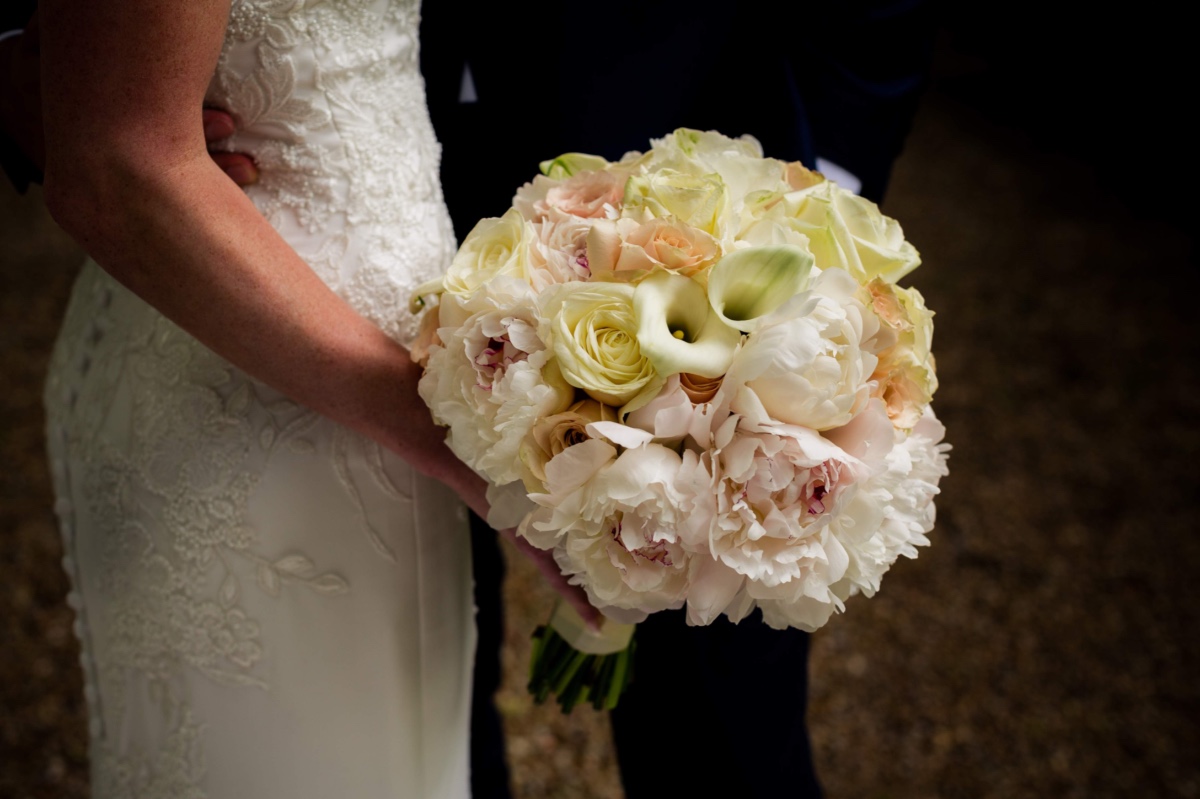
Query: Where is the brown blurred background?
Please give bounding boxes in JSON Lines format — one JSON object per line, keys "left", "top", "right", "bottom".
{"left": 2, "top": 7, "right": 1198, "bottom": 799}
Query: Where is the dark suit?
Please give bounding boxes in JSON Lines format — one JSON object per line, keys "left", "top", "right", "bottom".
{"left": 420, "top": 3, "right": 937, "bottom": 797}
{"left": 0, "top": 4, "right": 40, "bottom": 193}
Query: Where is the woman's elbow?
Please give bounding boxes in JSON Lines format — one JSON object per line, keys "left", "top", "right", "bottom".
{"left": 42, "top": 150, "right": 135, "bottom": 244}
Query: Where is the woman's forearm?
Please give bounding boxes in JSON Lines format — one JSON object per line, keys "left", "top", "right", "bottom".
{"left": 39, "top": 0, "right": 483, "bottom": 507}
{"left": 46, "top": 150, "right": 471, "bottom": 489}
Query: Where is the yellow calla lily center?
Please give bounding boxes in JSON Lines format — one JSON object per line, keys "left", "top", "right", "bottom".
{"left": 634, "top": 271, "right": 742, "bottom": 379}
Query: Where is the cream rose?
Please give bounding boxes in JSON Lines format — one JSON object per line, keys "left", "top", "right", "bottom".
{"left": 647, "top": 129, "right": 791, "bottom": 206}
{"left": 750, "top": 180, "right": 921, "bottom": 283}
{"left": 518, "top": 400, "right": 615, "bottom": 492}
{"left": 444, "top": 208, "right": 535, "bottom": 296}
{"left": 538, "top": 282, "right": 658, "bottom": 406}
{"left": 622, "top": 168, "right": 728, "bottom": 236}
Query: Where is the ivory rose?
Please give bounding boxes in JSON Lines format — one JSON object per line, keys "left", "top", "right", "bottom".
{"left": 647, "top": 128, "right": 791, "bottom": 208}
{"left": 748, "top": 179, "right": 921, "bottom": 283}
{"left": 444, "top": 208, "right": 536, "bottom": 296}
{"left": 622, "top": 168, "right": 728, "bottom": 236}
{"left": 538, "top": 282, "right": 658, "bottom": 406}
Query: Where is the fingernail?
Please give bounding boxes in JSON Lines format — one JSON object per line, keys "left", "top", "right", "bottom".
{"left": 227, "top": 162, "right": 258, "bottom": 186}
{"left": 203, "top": 117, "right": 231, "bottom": 141}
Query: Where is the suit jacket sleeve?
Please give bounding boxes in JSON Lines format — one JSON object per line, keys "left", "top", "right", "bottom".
{"left": 1, "top": 1, "right": 39, "bottom": 193}
{"left": 793, "top": 0, "right": 938, "bottom": 203}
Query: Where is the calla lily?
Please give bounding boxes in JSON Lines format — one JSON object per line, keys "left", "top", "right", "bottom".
{"left": 706, "top": 244, "right": 814, "bottom": 332}
{"left": 539, "top": 152, "right": 610, "bottom": 179}
{"left": 634, "top": 271, "right": 742, "bottom": 379}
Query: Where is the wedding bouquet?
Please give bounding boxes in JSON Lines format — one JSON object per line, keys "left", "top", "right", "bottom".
{"left": 412, "top": 129, "right": 949, "bottom": 710}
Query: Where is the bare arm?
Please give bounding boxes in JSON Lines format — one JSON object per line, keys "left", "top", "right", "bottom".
{"left": 38, "top": 0, "right": 485, "bottom": 509}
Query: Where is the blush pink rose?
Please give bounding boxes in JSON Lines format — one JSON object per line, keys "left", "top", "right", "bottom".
{"left": 586, "top": 218, "right": 721, "bottom": 278}
{"left": 544, "top": 170, "right": 626, "bottom": 219}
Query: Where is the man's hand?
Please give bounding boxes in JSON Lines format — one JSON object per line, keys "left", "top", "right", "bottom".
{"left": 202, "top": 108, "right": 258, "bottom": 187}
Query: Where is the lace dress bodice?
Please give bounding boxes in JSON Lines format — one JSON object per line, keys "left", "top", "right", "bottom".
{"left": 44, "top": 3, "right": 474, "bottom": 797}
{"left": 206, "top": 0, "right": 456, "bottom": 343}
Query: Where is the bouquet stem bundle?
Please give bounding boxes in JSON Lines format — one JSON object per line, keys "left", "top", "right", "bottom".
{"left": 527, "top": 603, "right": 636, "bottom": 712}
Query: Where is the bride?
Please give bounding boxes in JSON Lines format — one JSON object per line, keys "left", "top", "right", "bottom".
{"left": 35, "top": 0, "right": 591, "bottom": 796}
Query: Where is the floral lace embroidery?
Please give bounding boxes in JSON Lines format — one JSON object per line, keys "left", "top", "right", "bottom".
{"left": 46, "top": 0, "right": 452, "bottom": 794}
{"left": 208, "top": 0, "right": 455, "bottom": 345}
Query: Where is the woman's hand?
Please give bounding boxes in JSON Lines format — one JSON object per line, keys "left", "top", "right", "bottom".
{"left": 501, "top": 528, "right": 601, "bottom": 631}
{"left": 443, "top": 465, "right": 600, "bottom": 629}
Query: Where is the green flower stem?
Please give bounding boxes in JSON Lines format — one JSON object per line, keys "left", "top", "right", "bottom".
{"left": 527, "top": 615, "right": 638, "bottom": 714}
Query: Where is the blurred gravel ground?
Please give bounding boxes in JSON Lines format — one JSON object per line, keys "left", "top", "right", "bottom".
{"left": 2, "top": 37, "right": 1198, "bottom": 799}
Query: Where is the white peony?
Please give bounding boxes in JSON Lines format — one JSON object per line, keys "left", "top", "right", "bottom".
{"left": 753, "top": 403, "right": 949, "bottom": 631}
{"left": 704, "top": 415, "right": 868, "bottom": 582}
{"left": 724, "top": 268, "right": 879, "bottom": 431}
{"left": 520, "top": 437, "right": 691, "bottom": 615}
{"left": 418, "top": 289, "right": 573, "bottom": 486}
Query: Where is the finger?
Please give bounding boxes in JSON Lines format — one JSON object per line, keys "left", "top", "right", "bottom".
{"left": 558, "top": 581, "right": 602, "bottom": 631}
{"left": 536, "top": 558, "right": 601, "bottom": 630}
{"left": 506, "top": 530, "right": 603, "bottom": 629}
{"left": 210, "top": 152, "right": 258, "bottom": 187}
{"left": 202, "top": 108, "right": 236, "bottom": 142}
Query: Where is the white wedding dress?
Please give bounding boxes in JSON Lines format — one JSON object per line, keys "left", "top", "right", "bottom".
{"left": 43, "top": 1, "right": 475, "bottom": 797}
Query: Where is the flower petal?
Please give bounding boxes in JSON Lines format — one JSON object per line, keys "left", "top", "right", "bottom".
{"left": 707, "top": 244, "right": 814, "bottom": 332}
{"left": 634, "top": 271, "right": 741, "bottom": 378}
